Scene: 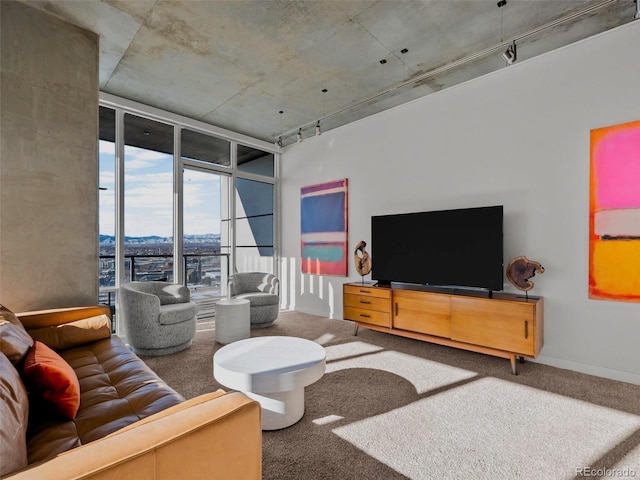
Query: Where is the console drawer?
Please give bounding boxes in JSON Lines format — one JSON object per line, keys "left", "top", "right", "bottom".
{"left": 344, "top": 294, "right": 390, "bottom": 313}
{"left": 344, "top": 284, "right": 391, "bottom": 299}
{"left": 344, "top": 307, "right": 390, "bottom": 327}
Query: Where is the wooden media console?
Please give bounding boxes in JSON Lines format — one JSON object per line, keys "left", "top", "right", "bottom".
{"left": 343, "top": 282, "right": 543, "bottom": 374}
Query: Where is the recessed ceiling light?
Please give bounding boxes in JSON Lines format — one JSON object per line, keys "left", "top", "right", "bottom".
{"left": 379, "top": 59, "right": 387, "bottom": 64}
{"left": 401, "top": 48, "right": 409, "bottom": 54}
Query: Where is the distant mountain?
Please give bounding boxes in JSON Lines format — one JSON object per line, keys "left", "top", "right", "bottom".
{"left": 99, "top": 234, "right": 115, "bottom": 244}
{"left": 99, "top": 234, "right": 220, "bottom": 245}
{"left": 183, "top": 234, "right": 221, "bottom": 243}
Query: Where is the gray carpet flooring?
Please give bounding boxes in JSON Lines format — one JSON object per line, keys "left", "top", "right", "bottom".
{"left": 140, "top": 310, "right": 640, "bottom": 480}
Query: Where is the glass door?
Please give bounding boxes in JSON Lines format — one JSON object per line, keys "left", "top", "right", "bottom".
{"left": 183, "top": 167, "right": 230, "bottom": 321}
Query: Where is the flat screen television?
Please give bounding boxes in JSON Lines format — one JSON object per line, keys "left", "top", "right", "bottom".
{"left": 371, "top": 205, "right": 504, "bottom": 291}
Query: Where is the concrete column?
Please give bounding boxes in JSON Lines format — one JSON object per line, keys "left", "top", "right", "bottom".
{"left": 0, "top": 1, "right": 99, "bottom": 311}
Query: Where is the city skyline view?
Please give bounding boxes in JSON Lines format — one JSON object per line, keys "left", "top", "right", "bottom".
{"left": 99, "top": 232, "right": 226, "bottom": 288}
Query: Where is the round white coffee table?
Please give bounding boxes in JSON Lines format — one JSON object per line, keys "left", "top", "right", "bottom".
{"left": 213, "top": 336, "right": 326, "bottom": 430}
{"left": 214, "top": 298, "right": 250, "bottom": 344}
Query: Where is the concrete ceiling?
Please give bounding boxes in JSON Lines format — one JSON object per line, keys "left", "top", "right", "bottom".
{"left": 21, "top": 0, "right": 638, "bottom": 147}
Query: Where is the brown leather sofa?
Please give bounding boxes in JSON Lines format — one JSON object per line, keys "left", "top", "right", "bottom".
{"left": 0, "top": 305, "right": 261, "bottom": 479}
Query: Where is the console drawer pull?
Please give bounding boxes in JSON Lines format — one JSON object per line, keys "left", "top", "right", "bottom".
{"left": 395, "top": 303, "right": 398, "bottom": 315}
{"left": 359, "top": 289, "right": 371, "bottom": 294}
{"left": 524, "top": 320, "right": 529, "bottom": 339}
{"left": 359, "top": 313, "right": 371, "bottom": 318}
{"left": 360, "top": 300, "right": 372, "bottom": 304}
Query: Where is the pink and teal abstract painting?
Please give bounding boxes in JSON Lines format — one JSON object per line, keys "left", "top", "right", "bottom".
{"left": 590, "top": 119, "right": 640, "bottom": 302}
{"left": 301, "top": 179, "right": 348, "bottom": 276}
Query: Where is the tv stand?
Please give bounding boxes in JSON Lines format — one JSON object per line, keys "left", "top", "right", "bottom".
{"left": 343, "top": 283, "right": 543, "bottom": 374}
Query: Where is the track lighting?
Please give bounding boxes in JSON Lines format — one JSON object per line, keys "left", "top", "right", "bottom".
{"left": 276, "top": 1, "right": 613, "bottom": 145}
{"left": 274, "top": 136, "right": 283, "bottom": 149}
{"left": 502, "top": 41, "right": 517, "bottom": 65}
{"left": 315, "top": 121, "right": 322, "bottom": 136}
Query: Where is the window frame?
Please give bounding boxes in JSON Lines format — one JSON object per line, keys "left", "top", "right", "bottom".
{"left": 99, "top": 93, "right": 279, "bottom": 329}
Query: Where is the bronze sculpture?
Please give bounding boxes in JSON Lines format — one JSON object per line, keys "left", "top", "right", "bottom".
{"left": 506, "top": 256, "right": 544, "bottom": 297}
{"left": 353, "top": 240, "right": 372, "bottom": 280}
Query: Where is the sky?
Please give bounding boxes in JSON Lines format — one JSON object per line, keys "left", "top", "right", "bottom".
{"left": 99, "top": 140, "right": 223, "bottom": 237}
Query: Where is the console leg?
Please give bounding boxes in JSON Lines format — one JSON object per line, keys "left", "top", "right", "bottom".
{"left": 519, "top": 356, "right": 525, "bottom": 364}
{"left": 353, "top": 323, "right": 359, "bottom": 336}
{"left": 509, "top": 354, "right": 517, "bottom": 375}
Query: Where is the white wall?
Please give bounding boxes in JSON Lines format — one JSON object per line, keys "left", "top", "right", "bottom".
{"left": 280, "top": 21, "right": 640, "bottom": 385}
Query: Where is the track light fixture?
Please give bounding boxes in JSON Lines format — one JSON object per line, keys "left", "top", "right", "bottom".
{"left": 502, "top": 41, "right": 517, "bottom": 65}
{"left": 297, "top": 128, "right": 303, "bottom": 143}
{"left": 315, "top": 121, "right": 322, "bottom": 136}
{"left": 274, "top": 136, "right": 283, "bottom": 149}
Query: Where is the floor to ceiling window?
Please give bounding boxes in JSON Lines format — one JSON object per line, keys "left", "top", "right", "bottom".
{"left": 235, "top": 145, "right": 276, "bottom": 272}
{"left": 235, "top": 178, "right": 274, "bottom": 272}
{"left": 123, "top": 114, "right": 175, "bottom": 282}
{"left": 98, "top": 95, "right": 278, "bottom": 332}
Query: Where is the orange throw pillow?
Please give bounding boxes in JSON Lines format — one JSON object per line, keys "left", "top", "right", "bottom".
{"left": 22, "top": 341, "right": 80, "bottom": 420}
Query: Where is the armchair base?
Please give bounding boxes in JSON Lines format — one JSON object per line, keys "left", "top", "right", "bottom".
{"left": 249, "top": 303, "right": 279, "bottom": 329}
{"left": 131, "top": 339, "right": 193, "bottom": 356}
{"left": 229, "top": 272, "right": 280, "bottom": 329}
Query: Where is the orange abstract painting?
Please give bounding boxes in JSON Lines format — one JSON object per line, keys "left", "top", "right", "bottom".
{"left": 589, "top": 119, "right": 640, "bottom": 302}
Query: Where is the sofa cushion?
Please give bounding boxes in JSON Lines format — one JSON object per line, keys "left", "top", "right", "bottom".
{"left": 23, "top": 341, "right": 81, "bottom": 420}
{"left": 158, "top": 302, "right": 198, "bottom": 325}
{"left": 28, "top": 314, "right": 112, "bottom": 351}
{"left": 26, "top": 335, "right": 184, "bottom": 465}
{"left": 0, "top": 304, "right": 34, "bottom": 365}
{"left": 236, "top": 292, "right": 279, "bottom": 307}
{"left": 0, "top": 352, "right": 29, "bottom": 476}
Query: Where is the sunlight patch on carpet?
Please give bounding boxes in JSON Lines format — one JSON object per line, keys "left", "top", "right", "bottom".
{"left": 326, "top": 350, "right": 476, "bottom": 394}
{"left": 332, "top": 377, "right": 640, "bottom": 480}
{"left": 324, "top": 341, "right": 384, "bottom": 362}
{"left": 313, "top": 415, "right": 345, "bottom": 426}
{"left": 313, "top": 333, "right": 336, "bottom": 345}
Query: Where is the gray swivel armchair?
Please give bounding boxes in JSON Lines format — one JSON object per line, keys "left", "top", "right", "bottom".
{"left": 118, "top": 281, "right": 198, "bottom": 356}
{"left": 228, "top": 272, "right": 279, "bottom": 328}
